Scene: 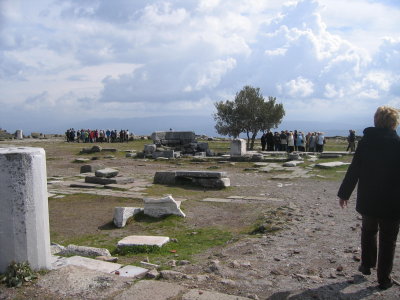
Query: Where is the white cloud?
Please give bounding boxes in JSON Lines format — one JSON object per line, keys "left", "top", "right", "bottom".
{"left": 0, "top": 0, "right": 399, "bottom": 133}
{"left": 278, "top": 77, "right": 314, "bottom": 98}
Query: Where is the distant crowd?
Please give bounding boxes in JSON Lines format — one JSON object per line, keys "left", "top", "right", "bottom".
{"left": 65, "top": 128, "right": 130, "bottom": 143}
{"left": 260, "top": 130, "right": 326, "bottom": 152}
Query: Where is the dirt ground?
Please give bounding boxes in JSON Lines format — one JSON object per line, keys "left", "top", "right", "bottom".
{"left": 1, "top": 138, "right": 400, "bottom": 299}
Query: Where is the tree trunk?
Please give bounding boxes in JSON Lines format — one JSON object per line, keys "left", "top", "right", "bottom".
{"left": 250, "top": 131, "right": 258, "bottom": 150}
{"left": 246, "top": 131, "right": 250, "bottom": 150}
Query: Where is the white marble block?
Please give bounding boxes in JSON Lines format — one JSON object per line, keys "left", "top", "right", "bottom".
{"left": 143, "top": 195, "right": 185, "bottom": 218}
{"left": 0, "top": 147, "right": 51, "bottom": 272}
{"left": 230, "top": 139, "right": 247, "bottom": 157}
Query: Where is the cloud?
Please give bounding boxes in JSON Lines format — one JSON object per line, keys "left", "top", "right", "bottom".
{"left": 0, "top": 0, "right": 399, "bottom": 134}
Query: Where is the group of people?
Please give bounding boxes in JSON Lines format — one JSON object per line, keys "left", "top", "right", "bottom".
{"left": 260, "top": 130, "right": 326, "bottom": 152}
{"left": 65, "top": 128, "right": 130, "bottom": 143}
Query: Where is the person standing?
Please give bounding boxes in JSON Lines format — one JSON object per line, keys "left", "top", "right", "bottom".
{"left": 266, "top": 130, "right": 274, "bottom": 151}
{"left": 260, "top": 133, "right": 267, "bottom": 151}
{"left": 346, "top": 129, "right": 356, "bottom": 152}
{"left": 316, "top": 132, "right": 325, "bottom": 152}
{"left": 337, "top": 106, "right": 400, "bottom": 290}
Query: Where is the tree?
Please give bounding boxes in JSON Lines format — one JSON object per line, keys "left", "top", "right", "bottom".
{"left": 213, "top": 86, "right": 285, "bottom": 150}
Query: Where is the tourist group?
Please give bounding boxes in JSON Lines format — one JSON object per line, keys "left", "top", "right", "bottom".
{"left": 65, "top": 129, "right": 130, "bottom": 143}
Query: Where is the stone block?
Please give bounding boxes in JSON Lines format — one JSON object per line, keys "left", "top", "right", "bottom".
{"left": 152, "top": 150, "right": 174, "bottom": 159}
{"left": 194, "top": 152, "right": 206, "bottom": 157}
{"left": 193, "top": 177, "right": 230, "bottom": 188}
{"left": 288, "top": 153, "right": 301, "bottom": 160}
{"left": 59, "top": 245, "right": 111, "bottom": 257}
{"left": 113, "top": 207, "right": 144, "bottom": 228}
{"left": 151, "top": 131, "right": 196, "bottom": 145}
{"left": 283, "top": 160, "right": 304, "bottom": 167}
{"left": 56, "top": 256, "right": 122, "bottom": 274}
{"left": 0, "top": 147, "right": 51, "bottom": 272}
{"left": 70, "top": 182, "right": 102, "bottom": 188}
{"left": 80, "top": 164, "right": 103, "bottom": 173}
{"left": 85, "top": 176, "right": 134, "bottom": 185}
{"left": 230, "top": 139, "right": 246, "bottom": 157}
{"left": 154, "top": 171, "right": 177, "bottom": 184}
{"left": 117, "top": 265, "right": 148, "bottom": 278}
{"left": 117, "top": 236, "right": 170, "bottom": 247}
{"left": 144, "top": 195, "right": 185, "bottom": 218}
{"left": 144, "top": 144, "right": 157, "bottom": 154}
{"left": 95, "top": 168, "right": 119, "bottom": 178}
{"left": 197, "top": 142, "right": 209, "bottom": 151}
{"left": 319, "top": 153, "right": 343, "bottom": 159}
{"left": 315, "top": 162, "right": 350, "bottom": 168}
{"left": 175, "top": 171, "right": 227, "bottom": 178}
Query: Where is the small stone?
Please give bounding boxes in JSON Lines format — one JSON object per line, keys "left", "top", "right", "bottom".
{"left": 353, "top": 255, "right": 361, "bottom": 262}
{"left": 146, "top": 269, "right": 160, "bottom": 279}
{"left": 95, "top": 256, "right": 118, "bottom": 263}
{"left": 336, "top": 265, "right": 343, "bottom": 272}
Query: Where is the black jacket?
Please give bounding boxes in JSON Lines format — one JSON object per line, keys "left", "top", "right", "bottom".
{"left": 337, "top": 127, "right": 400, "bottom": 219}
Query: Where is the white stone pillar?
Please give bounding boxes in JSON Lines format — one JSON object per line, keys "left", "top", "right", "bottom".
{"left": 230, "top": 139, "right": 247, "bottom": 157}
{"left": 0, "top": 147, "right": 51, "bottom": 273}
{"left": 15, "top": 130, "right": 23, "bottom": 140}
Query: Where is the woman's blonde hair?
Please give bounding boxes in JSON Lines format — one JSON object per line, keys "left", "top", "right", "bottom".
{"left": 374, "top": 106, "right": 399, "bottom": 130}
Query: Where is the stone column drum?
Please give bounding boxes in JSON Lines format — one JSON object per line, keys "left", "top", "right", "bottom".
{"left": 0, "top": 147, "right": 51, "bottom": 273}
{"left": 230, "top": 138, "right": 247, "bottom": 157}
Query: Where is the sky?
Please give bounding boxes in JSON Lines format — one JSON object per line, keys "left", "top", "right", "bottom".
{"left": 0, "top": 0, "right": 399, "bottom": 136}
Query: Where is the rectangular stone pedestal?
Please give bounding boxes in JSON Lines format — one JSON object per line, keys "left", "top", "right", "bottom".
{"left": 0, "top": 147, "right": 51, "bottom": 272}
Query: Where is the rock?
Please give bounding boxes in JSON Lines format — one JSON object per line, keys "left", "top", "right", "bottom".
{"left": 59, "top": 244, "right": 111, "bottom": 257}
{"left": 146, "top": 269, "right": 160, "bottom": 279}
{"left": 117, "top": 235, "right": 170, "bottom": 248}
{"left": 144, "top": 144, "right": 157, "bottom": 154}
{"left": 153, "top": 171, "right": 177, "bottom": 184}
{"left": 315, "top": 162, "right": 350, "bottom": 169}
{"left": 50, "top": 243, "right": 65, "bottom": 255}
{"left": 283, "top": 160, "right": 304, "bottom": 167}
{"left": 319, "top": 153, "right": 343, "bottom": 158}
{"left": 113, "top": 207, "right": 144, "bottom": 228}
{"left": 95, "top": 256, "right": 118, "bottom": 263}
{"left": 74, "top": 158, "right": 90, "bottom": 163}
{"left": 125, "top": 153, "right": 136, "bottom": 158}
{"left": 95, "top": 168, "right": 119, "bottom": 178}
{"left": 288, "top": 153, "right": 300, "bottom": 160}
{"left": 178, "top": 260, "right": 190, "bottom": 266}
{"left": 80, "top": 164, "right": 102, "bottom": 173}
{"left": 143, "top": 195, "right": 185, "bottom": 218}
{"left": 85, "top": 176, "right": 134, "bottom": 185}
{"left": 160, "top": 270, "right": 190, "bottom": 280}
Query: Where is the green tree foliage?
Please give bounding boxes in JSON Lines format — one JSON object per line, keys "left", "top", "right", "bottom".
{"left": 213, "top": 86, "right": 285, "bottom": 150}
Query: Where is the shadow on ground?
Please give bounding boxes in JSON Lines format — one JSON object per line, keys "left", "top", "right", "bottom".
{"left": 267, "top": 275, "right": 380, "bottom": 300}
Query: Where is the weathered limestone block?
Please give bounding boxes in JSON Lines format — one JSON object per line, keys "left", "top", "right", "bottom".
{"left": 113, "top": 207, "right": 144, "bottom": 228}
{"left": 154, "top": 171, "right": 177, "bottom": 184}
{"left": 85, "top": 176, "right": 134, "bottom": 185}
{"left": 15, "top": 129, "right": 23, "bottom": 139}
{"left": 95, "top": 168, "right": 119, "bottom": 178}
{"left": 59, "top": 244, "right": 111, "bottom": 257}
{"left": 80, "top": 164, "right": 102, "bottom": 173}
{"left": 319, "top": 153, "right": 343, "bottom": 159}
{"left": 0, "top": 147, "right": 51, "bottom": 272}
{"left": 175, "top": 171, "right": 227, "bottom": 178}
{"left": 144, "top": 195, "right": 185, "bottom": 218}
{"left": 151, "top": 131, "right": 196, "bottom": 145}
{"left": 197, "top": 142, "right": 209, "bottom": 151}
{"left": 230, "top": 139, "right": 246, "bottom": 157}
{"left": 315, "top": 162, "right": 350, "bottom": 169}
{"left": 152, "top": 150, "right": 175, "bottom": 159}
{"left": 144, "top": 144, "right": 157, "bottom": 154}
{"left": 81, "top": 145, "right": 102, "bottom": 154}
{"left": 193, "top": 177, "right": 230, "bottom": 188}
{"left": 288, "top": 153, "right": 301, "bottom": 160}
{"left": 283, "top": 160, "right": 304, "bottom": 167}
{"left": 118, "top": 236, "right": 170, "bottom": 247}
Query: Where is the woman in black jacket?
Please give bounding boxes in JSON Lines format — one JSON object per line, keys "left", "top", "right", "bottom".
{"left": 338, "top": 106, "right": 400, "bottom": 290}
